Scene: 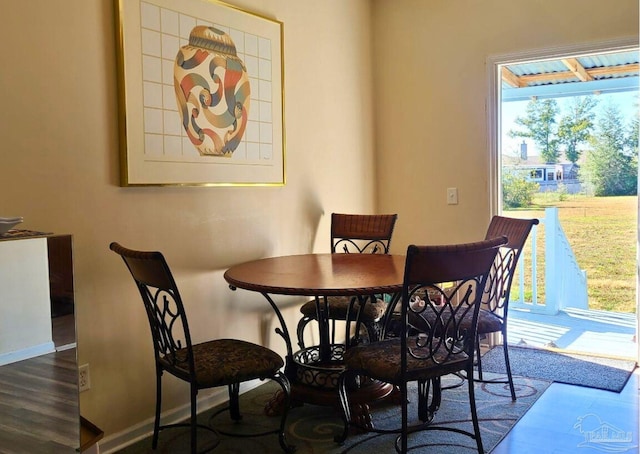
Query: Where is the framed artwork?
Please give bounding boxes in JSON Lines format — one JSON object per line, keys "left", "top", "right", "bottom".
{"left": 114, "top": 0, "right": 285, "bottom": 186}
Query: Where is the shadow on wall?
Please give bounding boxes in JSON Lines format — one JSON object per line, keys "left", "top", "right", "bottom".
{"left": 149, "top": 185, "right": 325, "bottom": 274}
{"left": 300, "top": 185, "right": 324, "bottom": 253}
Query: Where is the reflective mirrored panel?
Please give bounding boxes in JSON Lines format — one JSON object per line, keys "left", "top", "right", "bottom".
{"left": 0, "top": 233, "right": 79, "bottom": 452}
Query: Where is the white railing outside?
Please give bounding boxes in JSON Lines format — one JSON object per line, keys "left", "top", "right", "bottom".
{"left": 510, "top": 207, "right": 588, "bottom": 315}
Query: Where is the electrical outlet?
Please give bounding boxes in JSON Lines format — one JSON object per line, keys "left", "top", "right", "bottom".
{"left": 79, "top": 363, "right": 91, "bottom": 392}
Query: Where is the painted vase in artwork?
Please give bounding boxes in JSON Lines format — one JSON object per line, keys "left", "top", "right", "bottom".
{"left": 174, "top": 26, "right": 251, "bottom": 156}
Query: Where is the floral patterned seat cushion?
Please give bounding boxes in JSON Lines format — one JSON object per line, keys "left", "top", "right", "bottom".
{"left": 299, "top": 296, "right": 387, "bottom": 322}
{"left": 343, "top": 337, "right": 470, "bottom": 384}
{"left": 409, "top": 307, "right": 502, "bottom": 335}
{"left": 160, "top": 339, "right": 284, "bottom": 387}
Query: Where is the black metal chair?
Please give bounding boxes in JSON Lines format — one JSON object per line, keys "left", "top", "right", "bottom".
{"left": 335, "top": 237, "right": 507, "bottom": 454}
{"left": 110, "top": 242, "right": 295, "bottom": 453}
{"left": 473, "top": 216, "right": 539, "bottom": 399}
{"left": 405, "top": 216, "right": 539, "bottom": 400}
{"left": 296, "top": 213, "right": 398, "bottom": 348}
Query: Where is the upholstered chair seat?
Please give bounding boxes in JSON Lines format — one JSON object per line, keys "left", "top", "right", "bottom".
{"left": 298, "top": 296, "right": 387, "bottom": 324}
{"left": 409, "top": 308, "right": 503, "bottom": 338}
{"left": 161, "top": 339, "right": 285, "bottom": 387}
{"left": 343, "top": 337, "right": 470, "bottom": 383}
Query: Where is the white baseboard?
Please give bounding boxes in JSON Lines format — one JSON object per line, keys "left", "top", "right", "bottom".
{"left": 0, "top": 341, "right": 56, "bottom": 366}
{"left": 56, "top": 342, "right": 77, "bottom": 352}
{"left": 98, "top": 379, "right": 263, "bottom": 453}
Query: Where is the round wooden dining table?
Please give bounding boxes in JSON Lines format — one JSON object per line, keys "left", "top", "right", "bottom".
{"left": 224, "top": 253, "right": 406, "bottom": 420}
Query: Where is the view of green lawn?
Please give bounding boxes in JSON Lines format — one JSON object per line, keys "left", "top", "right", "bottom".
{"left": 505, "top": 194, "right": 637, "bottom": 313}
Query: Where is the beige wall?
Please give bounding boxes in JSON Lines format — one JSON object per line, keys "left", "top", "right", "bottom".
{"left": 0, "top": 0, "right": 374, "bottom": 442}
{"left": 373, "top": 0, "right": 639, "bottom": 250}
{"left": 0, "top": 0, "right": 637, "bottom": 448}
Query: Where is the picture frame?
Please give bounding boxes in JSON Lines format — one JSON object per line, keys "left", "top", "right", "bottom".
{"left": 114, "top": 0, "right": 285, "bottom": 186}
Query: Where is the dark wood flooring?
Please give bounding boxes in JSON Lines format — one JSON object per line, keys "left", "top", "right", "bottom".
{"left": 52, "top": 314, "right": 76, "bottom": 350}
{"left": 0, "top": 314, "right": 78, "bottom": 454}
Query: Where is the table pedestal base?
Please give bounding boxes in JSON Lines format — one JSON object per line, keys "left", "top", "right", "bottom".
{"left": 265, "top": 345, "right": 402, "bottom": 428}
{"left": 264, "top": 381, "right": 397, "bottom": 430}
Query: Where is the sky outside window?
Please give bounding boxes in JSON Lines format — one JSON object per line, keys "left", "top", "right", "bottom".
{"left": 501, "top": 92, "right": 639, "bottom": 158}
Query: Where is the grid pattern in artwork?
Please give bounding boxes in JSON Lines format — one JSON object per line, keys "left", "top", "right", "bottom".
{"left": 139, "top": 1, "right": 274, "bottom": 161}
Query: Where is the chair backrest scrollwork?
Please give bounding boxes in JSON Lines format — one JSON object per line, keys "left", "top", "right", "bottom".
{"left": 482, "top": 216, "right": 539, "bottom": 317}
{"left": 110, "top": 242, "right": 195, "bottom": 376}
{"left": 331, "top": 213, "right": 398, "bottom": 254}
{"left": 401, "top": 237, "right": 507, "bottom": 364}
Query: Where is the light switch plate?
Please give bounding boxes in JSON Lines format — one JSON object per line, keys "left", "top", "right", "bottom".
{"left": 447, "top": 187, "right": 458, "bottom": 205}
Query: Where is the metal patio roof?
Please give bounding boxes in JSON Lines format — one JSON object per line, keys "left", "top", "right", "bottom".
{"left": 501, "top": 48, "right": 639, "bottom": 101}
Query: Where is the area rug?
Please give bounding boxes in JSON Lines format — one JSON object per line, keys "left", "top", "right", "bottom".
{"left": 480, "top": 345, "right": 637, "bottom": 392}
{"left": 116, "top": 372, "right": 550, "bottom": 453}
